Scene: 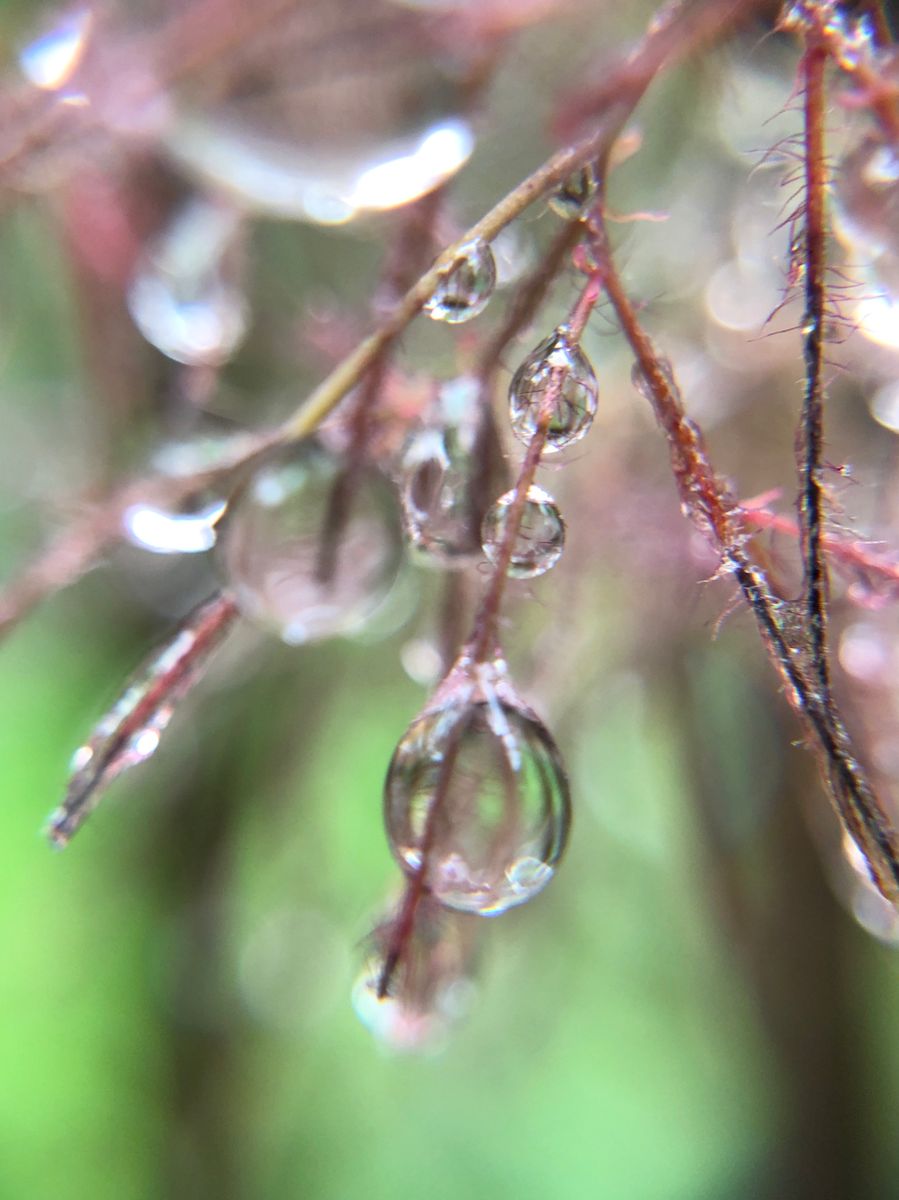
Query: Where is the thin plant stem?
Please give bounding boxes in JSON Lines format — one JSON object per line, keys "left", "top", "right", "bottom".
{"left": 797, "top": 29, "right": 831, "bottom": 698}
{"left": 588, "top": 203, "right": 899, "bottom": 907}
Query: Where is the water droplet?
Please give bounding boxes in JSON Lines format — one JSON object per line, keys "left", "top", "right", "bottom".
{"left": 508, "top": 328, "right": 598, "bottom": 451}
{"left": 352, "top": 897, "right": 475, "bottom": 1053}
{"left": 127, "top": 196, "right": 248, "bottom": 367}
{"left": 19, "top": 6, "right": 92, "bottom": 92}
{"left": 400, "top": 376, "right": 494, "bottom": 565}
{"left": 384, "top": 656, "right": 571, "bottom": 915}
{"left": 218, "top": 443, "right": 403, "bottom": 644}
{"left": 482, "top": 485, "right": 565, "bottom": 579}
{"left": 166, "top": 2, "right": 475, "bottom": 224}
{"left": 840, "top": 833, "right": 899, "bottom": 945}
{"left": 47, "top": 592, "right": 238, "bottom": 847}
{"left": 424, "top": 241, "right": 496, "bottom": 324}
{"left": 548, "top": 164, "right": 598, "bottom": 220}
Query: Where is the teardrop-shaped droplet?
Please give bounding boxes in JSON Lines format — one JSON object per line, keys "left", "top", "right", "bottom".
{"left": 839, "top": 832, "right": 899, "bottom": 945}
{"left": 400, "top": 376, "right": 498, "bottom": 565}
{"left": 481, "top": 484, "right": 565, "bottom": 579}
{"left": 548, "top": 164, "right": 598, "bottom": 220}
{"left": 127, "top": 196, "right": 248, "bottom": 367}
{"left": 508, "top": 327, "right": 598, "bottom": 451}
{"left": 47, "top": 592, "right": 239, "bottom": 847}
{"left": 352, "top": 895, "right": 475, "bottom": 1053}
{"left": 384, "top": 656, "right": 571, "bottom": 915}
{"left": 218, "top": 443, "right": 403, "bottom": 644}
{"left": 167, "top": 1, "right": 475, "bottom": 224}
{"left": 424, "top": 240, "right": 496, "bottom": 324}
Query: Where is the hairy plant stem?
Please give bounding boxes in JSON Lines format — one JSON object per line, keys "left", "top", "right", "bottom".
{"left": 798, "top": 32, "right": 831, "bottom": 698}
{"left": 588, "top": 205, "right": 899, "bottom": 907}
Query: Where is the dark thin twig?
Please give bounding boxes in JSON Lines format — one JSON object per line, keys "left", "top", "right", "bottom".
{"left": 588, "top": 205, "right": 899, "bottom": 907}
{"left": 797, "top": 31, "right": 831, "bottom": 698}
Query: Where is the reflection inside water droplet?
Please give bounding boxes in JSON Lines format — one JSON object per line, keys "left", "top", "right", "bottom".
{"left": 482, "top": 485, "right": 565, "bottom": 579}
{"left": 508, "top": 328, "right": 598, "bottom": 451}
{"left": 384, "top": 656, "right": 570, "bottom": 915}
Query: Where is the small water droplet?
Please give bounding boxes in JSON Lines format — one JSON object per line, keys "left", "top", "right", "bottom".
{"left": 400, "top": 377, "right": 496, "bottom": 565}
{"left": 19, "top": 6, "right": 92, "bottom": 91}
{"left": 352, "top": 897, "right": 475, "bottom": 1053}
{"left": 218, "top": 443, "right": 403, "bottom": 644}
{"left": 481, "top": 485, "right": 565, "bottom": 579}
{"left": 47, "top": 593, "right": 238, "bottom": 846}
{"left": 384, "top": 656, "right": 571, "bottom": 915}
{"left": 548, "top": 164, "right": 598, "bottom": 220}
{"left": 127, "top": 196, "right": 248, "bottom": 367}
{"left": 424, "top": 240, "right": 496, "bottom": 324}
{"left": 508, "top": 328, "right": 598, "bottom": 451}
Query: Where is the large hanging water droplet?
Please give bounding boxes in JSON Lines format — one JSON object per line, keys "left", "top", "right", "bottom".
{"left": 481, "top": 485, "right": 565, "bottom": 579}
{"left": 424, "top": 240, "right": 496, "bottom": 324}
{"left": 400, "top": 376, "right": 499, "bottom": 565}
{"left": 352, "top": 896, "right": 475, "bottom": 1053}
{"left": 47, "top": 592, "right": 238, "bottom": 847}
{"left": 384, "top": 656, "right": 571, "bottom": 915}
{"left": 508, "top": 327, "right": 598, "bottom": 451}
{"left": 166, "top": 1, "right": 475, "bottom": 224}
{"left": 218, "top": 443, "right": 403, "bottom": 644}
{"left": 548, "top": 164, "right": 598, "bottom": 220}
{"left": 127, "top": 195, "right": 248, "bottom": 367}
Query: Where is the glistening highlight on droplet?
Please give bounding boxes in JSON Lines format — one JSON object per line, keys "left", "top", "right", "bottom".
{"left": 384, "top": 655, "right": 571, "bottom": 915}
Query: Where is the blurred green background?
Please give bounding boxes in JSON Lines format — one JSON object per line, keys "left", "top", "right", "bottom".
{"left": 3, "top": 2, "right": 899, "bottom": 1198}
